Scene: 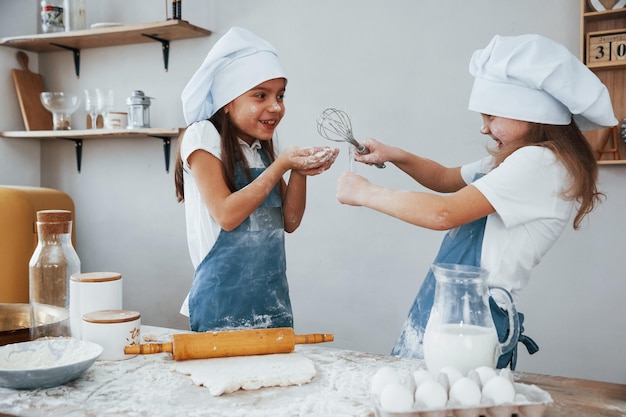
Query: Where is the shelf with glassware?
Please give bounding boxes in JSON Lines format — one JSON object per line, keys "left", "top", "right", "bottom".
{"left": 0, "top": 128, "right": 182, "bottom": 173}
{"left": 0, "top": 20, "right": 212, "bottom": 76}
{"left": 581, "top": 0, "right": 626, "bottom": 165}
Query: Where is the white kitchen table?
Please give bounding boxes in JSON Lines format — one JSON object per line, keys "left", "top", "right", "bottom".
{"left": 0, "top": 326, "right": 624, "bottom": 417}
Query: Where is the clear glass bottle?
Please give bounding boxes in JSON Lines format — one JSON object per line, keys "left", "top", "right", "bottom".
{"left": 29, "top": 210, "right": 81, "bottom": 340}
{"left": 63, "top": 0, "right": 86, "bottom": 31}
{"left": 41, "top": 0, "right": 65, "bottom": 33}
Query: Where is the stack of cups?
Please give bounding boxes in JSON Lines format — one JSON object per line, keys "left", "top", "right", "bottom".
{"left": 69, "top": 272, "right": 141, "bottom": 360}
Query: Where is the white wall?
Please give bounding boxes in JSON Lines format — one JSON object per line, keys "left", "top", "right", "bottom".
{"left": 1, "top": 0, "right": 624, "bottom": 384}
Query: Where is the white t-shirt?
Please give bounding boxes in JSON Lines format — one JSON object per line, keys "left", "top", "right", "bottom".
{"left": 460, "top": 146, "right": 575, "bottom": 300}
{"left": 179, "top": 120, "right": 266, "bottom": 315}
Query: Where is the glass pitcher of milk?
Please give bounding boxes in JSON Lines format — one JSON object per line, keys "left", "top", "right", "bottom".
{"left": 423, "top": 263, "right": 520, "bottom": 375}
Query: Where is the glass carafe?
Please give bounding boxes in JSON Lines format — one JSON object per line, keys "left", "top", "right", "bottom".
{"left": 423, "top": 263, "right": 519, "bottom": 375}
{"left": 29, "top": 210, "right": 80, "bottom": 340}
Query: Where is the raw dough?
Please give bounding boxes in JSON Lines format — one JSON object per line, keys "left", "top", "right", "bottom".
{"left": 171, "top": 353, "right": 317, "bottom": 396}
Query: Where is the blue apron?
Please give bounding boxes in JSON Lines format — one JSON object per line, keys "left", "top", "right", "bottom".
{"left": 188, "top": 149, "right": 293, "bottom": 332}
{"left": 391, "top": 179, "right": 538, "bottom": 370}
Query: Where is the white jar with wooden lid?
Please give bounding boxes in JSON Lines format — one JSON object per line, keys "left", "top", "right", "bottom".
{"left": 70, "top": 272, "right": 123, "bottom": 339}
{"left": 82, "top": 310, "right": 140, "bottom": 360}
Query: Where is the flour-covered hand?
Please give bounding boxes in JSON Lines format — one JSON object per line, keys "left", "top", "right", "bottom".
{"left": 282, "top": 146, "right": 339, "bottom": 176}
{"left": 336, "top": 171, "right": 371, "bottom": 206}
{"left": 353, "top": 139, "right": 390, "bottom": 166}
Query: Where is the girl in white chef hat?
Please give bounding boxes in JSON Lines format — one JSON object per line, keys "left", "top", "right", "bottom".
{"left": 175, "top": 27, "right": 338, "bottom": 332}
{"left": 336, "top": 34, "right": 617, "bottom": 369}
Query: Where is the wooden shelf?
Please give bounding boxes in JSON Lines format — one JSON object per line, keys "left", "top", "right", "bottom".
{"left": 0, "top": 20, "right": 211, "bottom": 52}
{"left": 0, "top": 128, "right": 182, "bottom": 173}
{"left": 583, "top": 7, "right": 626, "bottom": 22}
{"left": 0, "top": 128, "right": 180, "bottom": 139}
{"left": 0, "top": 20, "right": 211, "bottom": 75}
{"left": 581, "top": 1, "right": 626, "bottom": 163}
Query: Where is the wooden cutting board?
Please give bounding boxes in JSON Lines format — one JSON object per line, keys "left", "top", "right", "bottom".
{"left": 11, "top": 51, "right": 52, "bottom": 131}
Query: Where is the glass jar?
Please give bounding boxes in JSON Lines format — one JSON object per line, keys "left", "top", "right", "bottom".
{"left": 126, "top": 90, "right": 153, "bottom": 128}
{"left": 41, "top": 0, "right": 65, "bottom": 33}
{"left": 29, "top": 210, "right": 80, "bottom": 339}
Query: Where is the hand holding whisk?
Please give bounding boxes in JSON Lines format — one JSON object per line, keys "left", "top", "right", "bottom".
{"left": 316, "top": 108, "right": 386, "bottom": 169}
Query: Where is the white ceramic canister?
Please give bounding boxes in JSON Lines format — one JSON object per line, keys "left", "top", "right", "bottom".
{"left": 70, "top": 272, "right": 123, "bottom": 339}
{"left": 104, "top": 111, "right": 128, "bottom": 129}
{"left": 82, "top": 310, "right": 141, "bottom": 360}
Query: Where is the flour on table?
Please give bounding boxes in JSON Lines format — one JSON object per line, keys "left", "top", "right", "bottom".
{"left": 171, "top": 353, "right": 317, "bottom": 396}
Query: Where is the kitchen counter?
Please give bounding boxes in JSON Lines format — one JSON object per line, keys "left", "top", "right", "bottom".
{"left": 0, "top": 326, "right": 624, "bottom": 417}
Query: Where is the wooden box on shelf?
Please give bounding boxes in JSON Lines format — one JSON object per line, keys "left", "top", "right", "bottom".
{"left": 581, "top": 0, "right": 626, "bottom": 164}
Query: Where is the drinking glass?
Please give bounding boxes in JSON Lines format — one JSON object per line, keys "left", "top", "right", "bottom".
{"left": 84, "top": 89, "right": 98, "bottom": 129}
{"left": 95, "top": 88, "right": 114, "bottom": 129}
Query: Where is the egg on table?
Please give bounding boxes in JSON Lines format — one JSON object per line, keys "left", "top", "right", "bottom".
{"left": 370, "top": 366, "right": 401, "bottom": 397}
{"left": 414, "top": 379, "right": 448, "bottom": 409}
{"left": 481, "top": 375, "right": 516, "bottom": 405}
{"left": 449, "top": 377, "right": 482, "bottom": 407}
{"left": 379, "top": 382, "right": 414, "bottom": 412}
{"left": 412, "top": 368, "right": 435, "bottom": 388}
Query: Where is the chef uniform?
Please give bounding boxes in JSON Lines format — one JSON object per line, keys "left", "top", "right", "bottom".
{"left": 179, "top": 27, "right": 292, "bottom": 331}
{"left": 391, "top": 34, "right": 618, "bottom": 369}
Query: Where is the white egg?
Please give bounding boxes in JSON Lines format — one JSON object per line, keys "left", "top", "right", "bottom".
{"left": 498, "top": 367, "right": 515, "bottom": 383}
{"left": 481, "top": 375, "right": 516, "bottom": 405}
{"left": 398, "top": 369, "right": 417, "bottom": 395}
{"left": 449, "top": 377, "right": 482, "bottom": 407}
{"left": 439, "top": 366, "right": 463, "bottom": 386}
{"left": 379, "top": 382, "right": 414, "bottom": 412}
{"left": 469, "top": 366, "right": 497, "bottom": 388}
{"left": 370, "top": 366, "right": 401, "bottom": 397}
{"left": 412, "top": 369, "right": 435, "bottom": 388}
{"left": 414, "top": 379, "right": 448, "bottom": 409}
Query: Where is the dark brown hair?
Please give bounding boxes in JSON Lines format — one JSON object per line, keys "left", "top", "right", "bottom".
{"left": 175, "top": 110, "right": 276, "bottom": 203}
{"left": 489, "top": 121, "right": 604, "bottom": 230}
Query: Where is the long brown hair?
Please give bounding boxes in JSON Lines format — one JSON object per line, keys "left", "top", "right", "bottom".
{"left": 489, "top": 121, "right": 604, "bottom": 230}
{"left": 174, "top": 109, "right": 277, "bottom": 203}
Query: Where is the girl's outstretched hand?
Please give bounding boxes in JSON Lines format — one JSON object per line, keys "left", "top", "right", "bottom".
{"left": 280, "top": 146, "right": 339, "bottom": 175}
{"left": 337, "top": 171, "right": 371, "bottom": 206}
{"left": 354, "top": 138, "right": 391, "bottom": 166}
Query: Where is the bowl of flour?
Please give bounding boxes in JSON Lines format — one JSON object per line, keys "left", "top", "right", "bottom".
{"left": 0, "top": 338, "right": 102, "bottom": 389}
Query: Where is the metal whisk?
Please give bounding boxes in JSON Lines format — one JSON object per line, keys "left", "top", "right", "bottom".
{"left": 316, "top": 108, "right": 385, "bottom": 169}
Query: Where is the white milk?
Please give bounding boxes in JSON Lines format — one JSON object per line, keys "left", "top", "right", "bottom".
{"left": 424, "top": 323, "right": 499, "bottom": 376}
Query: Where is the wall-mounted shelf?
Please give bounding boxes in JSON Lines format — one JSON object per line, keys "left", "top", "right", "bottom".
{"left": 0, "top": 128, "right": 181, "bottom": 173}
{"left": 0, "top": 20, "right": 211, "bottom": 76}
{"left": 581, "top": 0, "right": 626, "bottom": 165}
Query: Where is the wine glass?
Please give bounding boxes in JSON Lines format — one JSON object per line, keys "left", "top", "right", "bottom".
{"left": 95, "top": 88, "right": 114, "bottom": 129}
{"left": 84, "top": 89, "right": 98, "bottom": 129}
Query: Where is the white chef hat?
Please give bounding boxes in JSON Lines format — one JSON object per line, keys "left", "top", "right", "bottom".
{"left": 181, "top": 27, "right": 287, "bottom": 125}
{"left": 468, "top": 34, "right": 617, "bottom": 131}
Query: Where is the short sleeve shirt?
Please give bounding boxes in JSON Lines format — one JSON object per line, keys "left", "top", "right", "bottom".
{"left": 460, "top": 146, "right": 575, "bottom": 299}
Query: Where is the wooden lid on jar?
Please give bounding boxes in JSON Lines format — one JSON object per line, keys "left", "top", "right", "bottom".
{"left": 71, "top": 272, "right": 122, "bottom": 283}
{"left": 82, "top": 310, "right": 140, "bottom": 324}
{"left": 36, "top": 210, "right": 73, "bottom": 234}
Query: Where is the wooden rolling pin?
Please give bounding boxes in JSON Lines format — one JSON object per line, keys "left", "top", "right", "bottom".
{"left": 124, "top": 327, "right": 334, "bottom": 361}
